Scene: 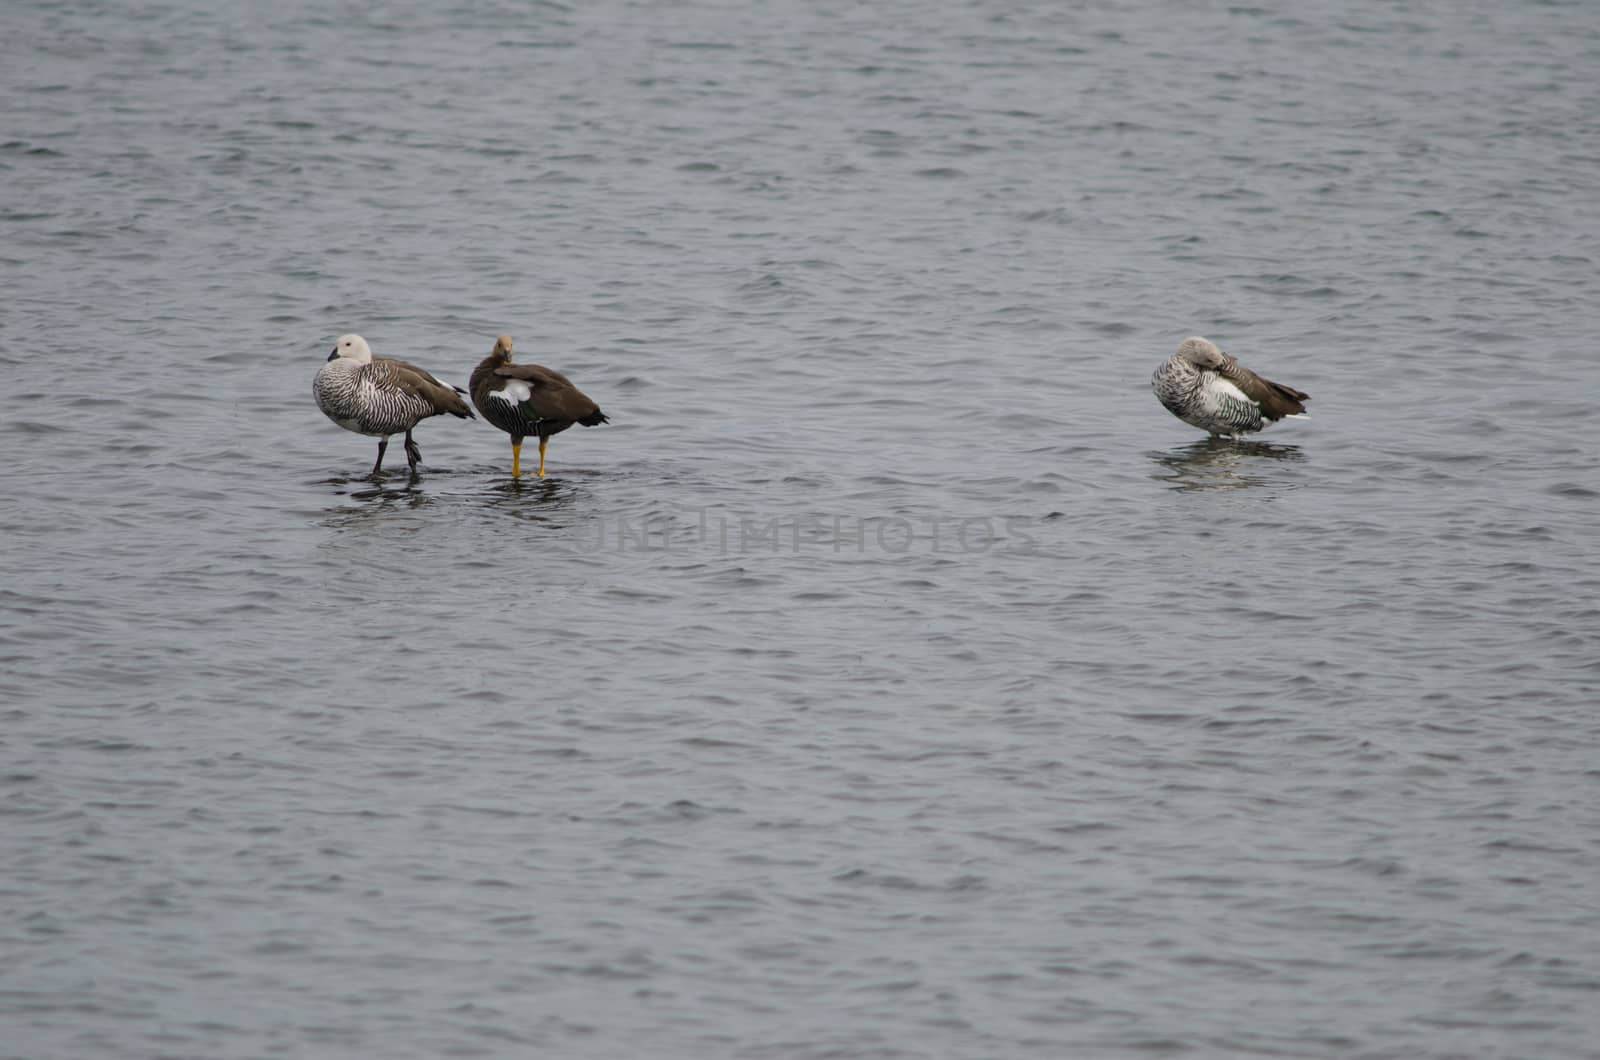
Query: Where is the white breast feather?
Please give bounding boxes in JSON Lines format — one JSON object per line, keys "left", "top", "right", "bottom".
{"left": 1212, "top": 377, "right": 1252, "bottom": 405}
{"left": 491, "top": 380, "right": 533, "bottom": 404}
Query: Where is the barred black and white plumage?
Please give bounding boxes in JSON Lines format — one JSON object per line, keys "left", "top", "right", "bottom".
{"left": 313, "top": 334, "right": 474, "bottom": 474}
{"left": 1151, "top": 337, "right": 1309, "bottom": 438}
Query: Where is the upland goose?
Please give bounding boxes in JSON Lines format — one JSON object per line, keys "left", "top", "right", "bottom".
{"left": 469, "top": 335, "right": 608, "bottom": 478}
{"left": 1152, "top": 337, "right": 1309, "bottom": 437}
{"left": 313, "top": 334, "right": 474, "bottom": 474}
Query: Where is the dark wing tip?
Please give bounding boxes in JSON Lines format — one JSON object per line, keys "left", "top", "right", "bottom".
{"left": 1259, "top": 379, "right": 1309, "bottom": 419}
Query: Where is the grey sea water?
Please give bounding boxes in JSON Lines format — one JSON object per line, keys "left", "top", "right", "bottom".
{"left": 3, "top": 1, "right": 1599, "bottom": 1057}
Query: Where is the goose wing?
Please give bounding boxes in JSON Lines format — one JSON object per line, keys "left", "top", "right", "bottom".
{"left": 377, "top": 358, "right": 473, "bottom": 418}
{"left": 1216, "top": 354, "right": 1308, "bottom": 421}
{"left": 494, "top": 363, "right": 607, "bottom": 425}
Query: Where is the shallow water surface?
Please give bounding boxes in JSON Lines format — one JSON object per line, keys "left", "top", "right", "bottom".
{"left": 3, "top": 1, "right": 1599, "bottom": 1057}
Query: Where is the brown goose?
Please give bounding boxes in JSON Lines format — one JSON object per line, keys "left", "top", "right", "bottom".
{"left": 1151, "top": 337, "right": 1309, "bottom": 437}
{"left": 469, "top": 335, "right": 609, "bottom": 478}
{"left": 313, "top": 334, "right": 474, "bottom": 474}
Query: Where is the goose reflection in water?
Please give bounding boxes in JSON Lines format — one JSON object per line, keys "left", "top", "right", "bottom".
{"left": 1149, "top": 437, "right": 1305, "bottom": 493}
{"left": 482, "top": 472, "right": 579, "bottom": 525}
{"left": 317, "top": 467, "right": 588, "bottom": 531}
{"left": 317, "top": 471, "right": 436, "bottom": 529}
{"left": 340, "top": 479, "right": 426, "bottom": 504}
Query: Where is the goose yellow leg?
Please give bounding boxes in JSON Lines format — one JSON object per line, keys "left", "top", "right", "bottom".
{"left": 511, "top": 441, "right": 522, "bottom": 479}
{"left": 537, "top": 438, "right": 548, "bottom": 478}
